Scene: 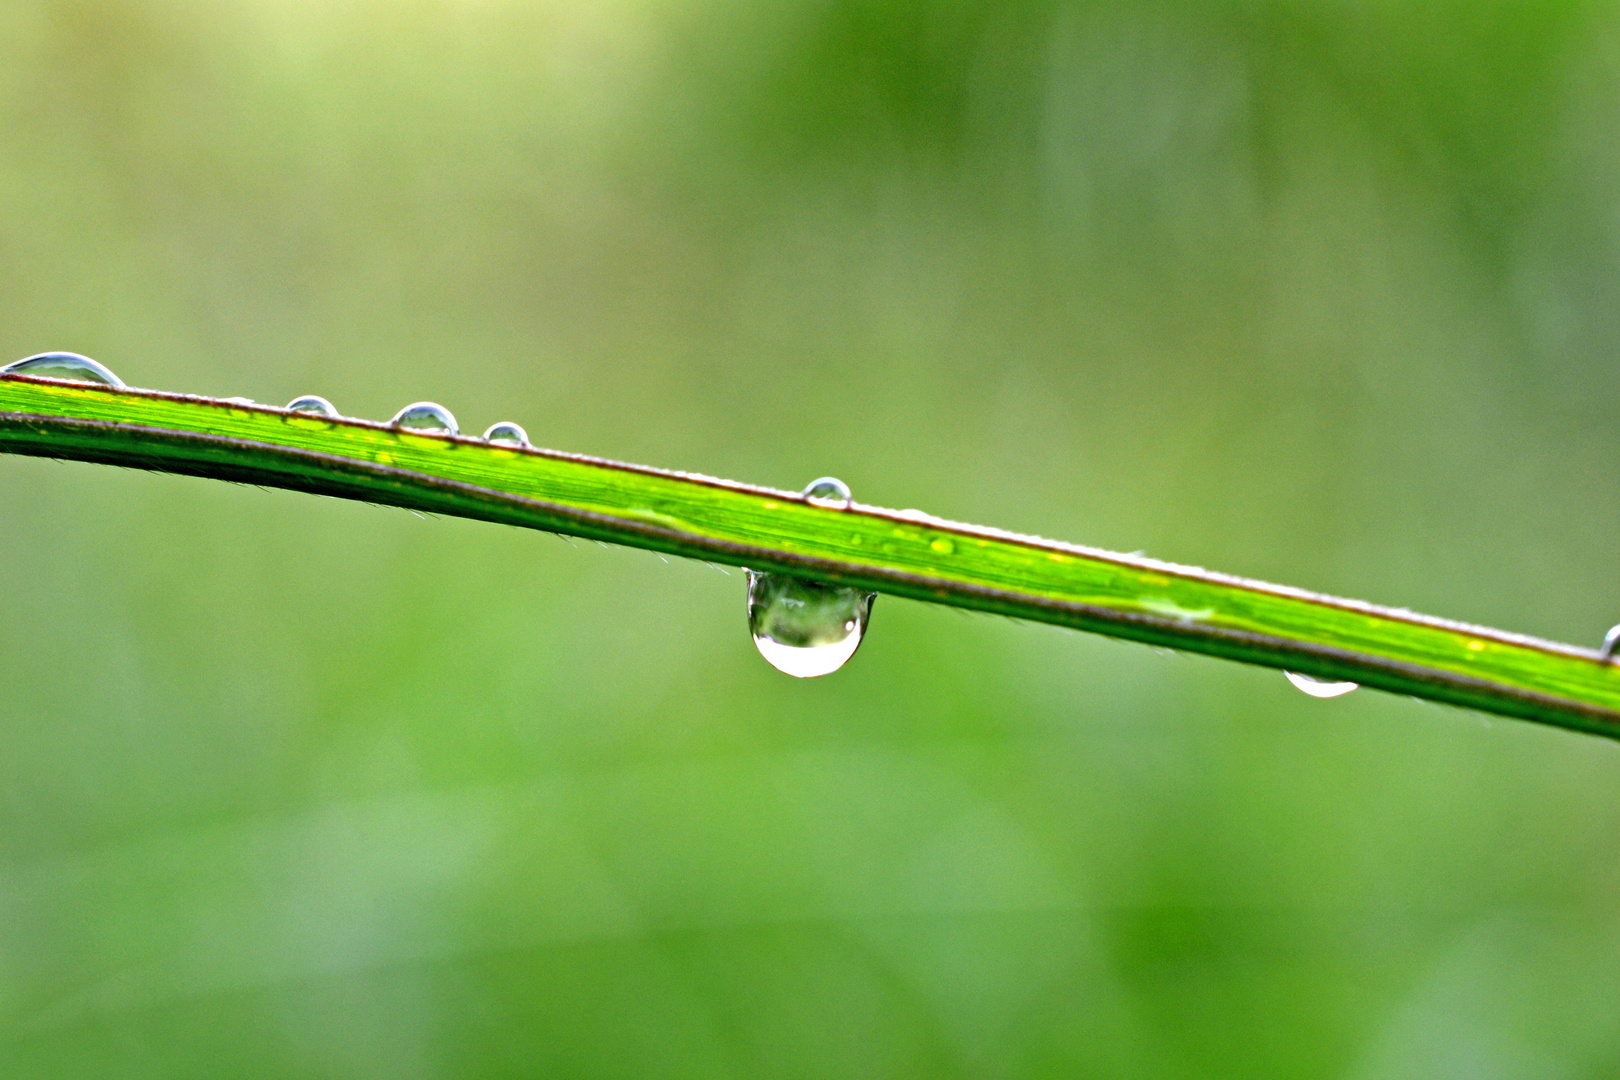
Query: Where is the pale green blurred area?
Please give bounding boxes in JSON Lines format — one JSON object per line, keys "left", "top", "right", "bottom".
{"left": 5, "top": 0, "right": 1620, "bottom": 1075}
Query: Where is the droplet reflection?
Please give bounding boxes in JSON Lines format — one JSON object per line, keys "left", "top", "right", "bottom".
{"left": 747, "top": 570, "right": 874, "bottom": 677}
{"left": 390, "top": 402, "right": 458, "bottom": 435}
{"left": 2, "top": 352, "right": 124, "bottom": 387}
{"left": 1284, "top": 671, "right": 1359, "bottom": 698}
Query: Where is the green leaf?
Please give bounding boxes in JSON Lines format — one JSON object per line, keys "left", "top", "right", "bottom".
{"left": 4, "top": 373, "right": 1618, "bottom": 738}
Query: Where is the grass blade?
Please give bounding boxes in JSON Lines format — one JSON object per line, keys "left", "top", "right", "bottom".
{"left": 4, "top": 373, "right": 1618, "bottom": 738}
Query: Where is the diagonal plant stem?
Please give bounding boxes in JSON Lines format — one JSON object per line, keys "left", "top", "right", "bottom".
{"left": 4, "top": 373, "right": 1619, "bottom": 739}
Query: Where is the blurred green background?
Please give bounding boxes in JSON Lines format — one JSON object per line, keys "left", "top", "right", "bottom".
{"left": 5, "top": 0, "right": 1620, "bottom": 1075}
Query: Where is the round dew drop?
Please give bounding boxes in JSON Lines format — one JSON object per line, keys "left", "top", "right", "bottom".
{"left": 482, "top": 421, "right": 530, "bottom": 447}
{"left": 747, "top": 570, "right": 875, "bottom": 678}
{"left": 803, "top": 476, "right": 852, "bottom": 508}
{"left": 1284, "top": 671, "right": 1358, "bottom": 698}
{"left": 2, "top": 352, "right": 123, "bottom": 387}
{"left": 390, "top": 402, "right": 458, "bottom": 435}
{"left": 286, "top": 395, "right": 339, "bottom": 417}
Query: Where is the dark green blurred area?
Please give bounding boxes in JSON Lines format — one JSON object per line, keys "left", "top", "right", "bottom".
{"left": 5, "top": 0, "right": 1620, "bottom": 1075}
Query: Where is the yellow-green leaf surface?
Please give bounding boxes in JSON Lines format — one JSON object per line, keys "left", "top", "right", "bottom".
{"left": 4, "top": 373, "right": 1619, "bottom": 737}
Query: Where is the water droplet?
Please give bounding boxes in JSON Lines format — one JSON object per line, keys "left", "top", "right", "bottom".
{"left": 747, "top": 571, "right": 874, "bottom": 678}
{"left": 286, "top": 395, "right": 339, "bottom": 417}
{"left": 1285, "top": 671, "right": 1358, "bottom": 698}
{"left": 390, "top": 402, "right": 458, "bottom": 435}
{"left": 1, "top": 352, "right": 123, "bottom": 387}
{"left": 1601, "top": 623, "right": 1620, "bottom": 661}
{"left": 482, "top": 421, "right": 530, "bottom": 447}
{"left": 803, "top": 476, "right": 852, "bottom": 508}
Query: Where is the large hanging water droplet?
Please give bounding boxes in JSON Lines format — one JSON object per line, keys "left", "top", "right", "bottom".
{"left": 286, "top": 395, "right": 339, "bottom": 417}
{"left": 390, "top": 402, "right": 458, "bottom": 435}
{"left": 2, "top": 352, "right": 124, "bottom": 387}
{"left": 803, "top": 476, "right": 852, "bottom": 508}
{"left": 1284, "top": 671, "right": 1359, "bottom": 698}
{"left": 482, "top": 421, "right": 530, "bottom": 447}
{"left": 747, "top": 570, "right": 875, "bottom": 678}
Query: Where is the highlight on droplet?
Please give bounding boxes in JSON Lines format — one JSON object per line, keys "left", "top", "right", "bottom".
{"left": 1284, "top": 671, "right": 1359, "bottom": 698}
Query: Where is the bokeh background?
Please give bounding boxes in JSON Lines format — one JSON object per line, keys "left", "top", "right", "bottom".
{"left": 4, "top": 0, "right": 1620, "bottom": 1075}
